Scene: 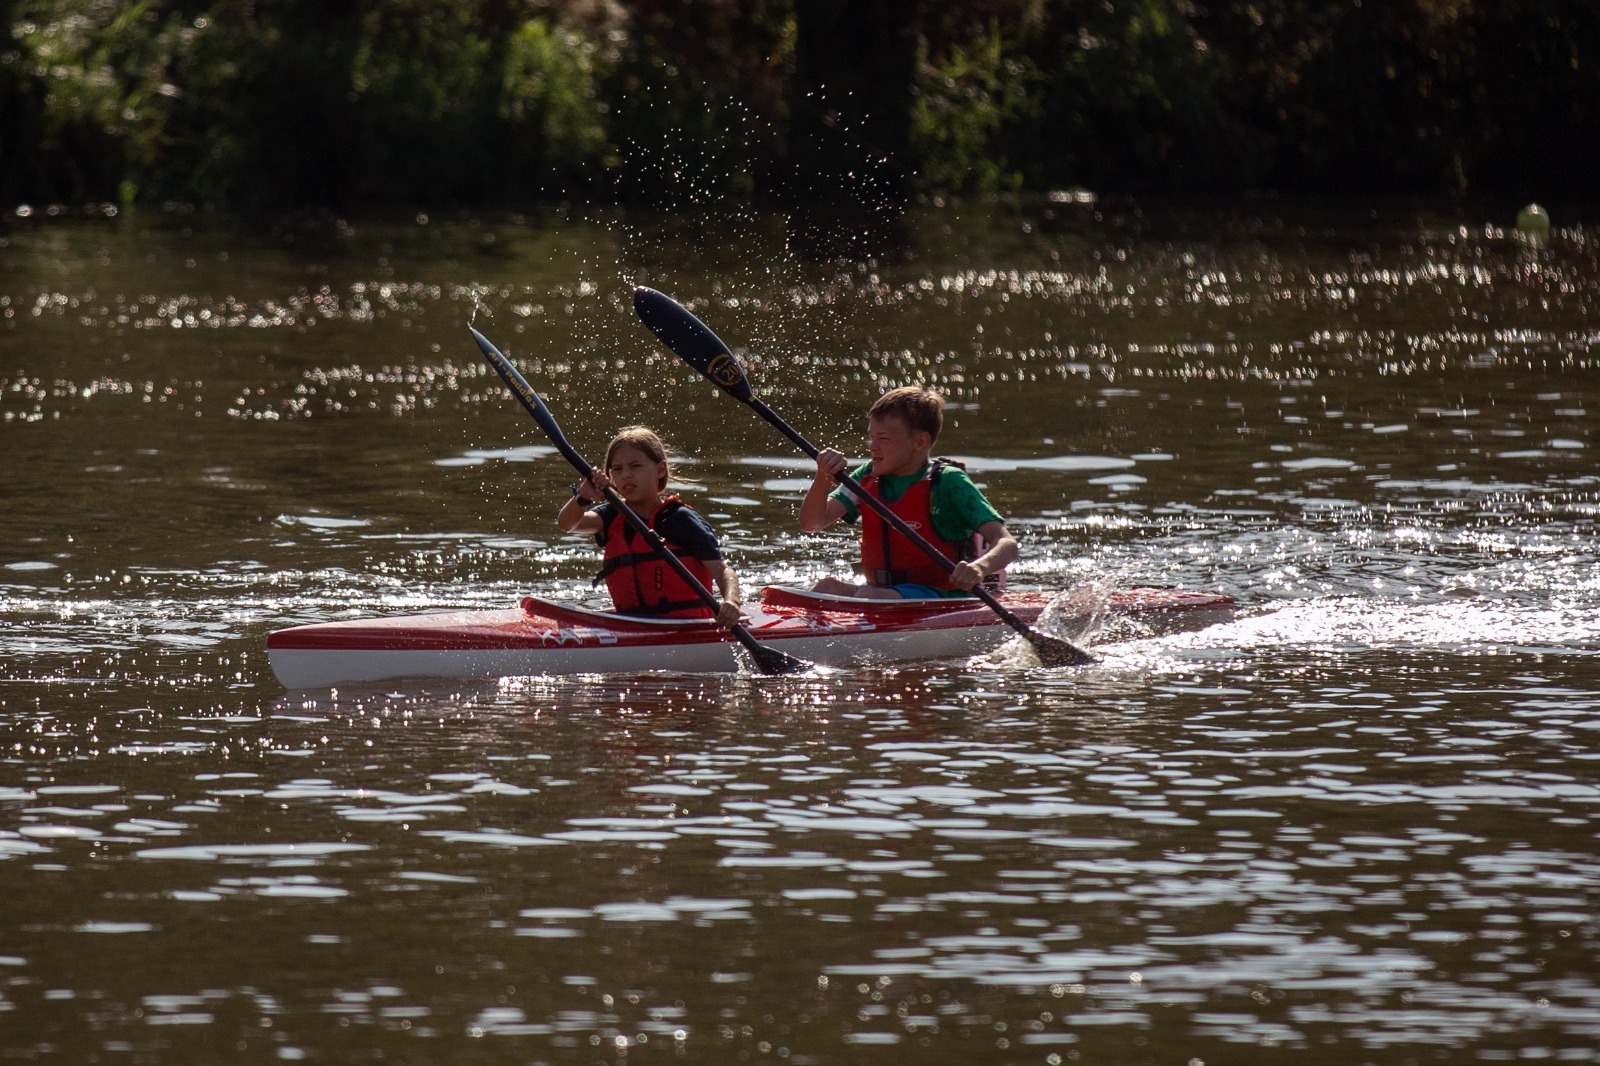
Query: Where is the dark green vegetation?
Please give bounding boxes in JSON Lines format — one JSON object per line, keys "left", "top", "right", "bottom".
{"left": 3, "top": 0, "right": 1596, "bottom": 217}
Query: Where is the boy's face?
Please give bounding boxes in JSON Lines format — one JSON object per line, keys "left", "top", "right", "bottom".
{"left": 866, "top": 414, "right": 931, "bottom": 478}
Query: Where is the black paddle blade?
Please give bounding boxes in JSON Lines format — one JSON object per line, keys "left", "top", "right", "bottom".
{"left": 633, "top": 287, "right": 755, "bottom": 403}
{"left": 469, "top": 326, "right": 576, "bottom": 458}
{"left": 744, "top": 641, "right": 814, "bottom": 676}
{"left": 1027, "top": 631, "right": 1096, "bottom": 668}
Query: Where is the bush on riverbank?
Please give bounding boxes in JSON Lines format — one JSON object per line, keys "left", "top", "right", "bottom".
{"left": 1, "top": 0, "right": 1595, "bottom": 214}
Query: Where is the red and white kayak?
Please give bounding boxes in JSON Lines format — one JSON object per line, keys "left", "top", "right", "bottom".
{"left": 266, "top": 585, "right": 1235, "bottom": 689}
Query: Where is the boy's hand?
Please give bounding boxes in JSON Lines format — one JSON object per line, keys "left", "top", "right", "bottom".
{"left": 716, "top": 600, "right": 742, "bottom": 627}
{"left": 948, "top": 561, "right": 984, "bottom": 591}
{"left": 815, "top": 448, "right": 848, "bottom": 481}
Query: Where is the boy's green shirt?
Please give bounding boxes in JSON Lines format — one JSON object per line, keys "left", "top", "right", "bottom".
{"left": 829, "top": 460, "right": 1003, "bottom": 544}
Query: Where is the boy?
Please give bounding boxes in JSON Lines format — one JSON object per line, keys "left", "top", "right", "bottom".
{"left": 799, "top": 386, "right": 1018, "bottom": 599}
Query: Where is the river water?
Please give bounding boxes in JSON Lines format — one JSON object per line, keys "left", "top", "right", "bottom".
{"left": 2, "top": 200, "right": 1598, "bottom": 1064}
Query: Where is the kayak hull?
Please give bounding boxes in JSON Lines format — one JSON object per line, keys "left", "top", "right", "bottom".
{"left": 266, "top": 586, "right": 1234, "bottom": 689}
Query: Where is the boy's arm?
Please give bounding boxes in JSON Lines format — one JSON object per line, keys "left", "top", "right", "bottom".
{"left": 799, "top": 447, "right": 850, "bottom": 532}
{"left": 949, "top": 519, "right": 1018, "bottom": 591}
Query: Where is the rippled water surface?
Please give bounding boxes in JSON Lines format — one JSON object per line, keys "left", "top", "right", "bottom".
{"left": 3, "top": 201, "right": 1599, "bottom": 1063}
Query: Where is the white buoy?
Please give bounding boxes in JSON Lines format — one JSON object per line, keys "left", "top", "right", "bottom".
{"left": 1516, "top": 203, "right": 1551, "bottom": 246}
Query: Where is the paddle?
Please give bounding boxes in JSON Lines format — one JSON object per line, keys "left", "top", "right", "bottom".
{"left": 631, "top": 286, "right": 1095, "bottom": 668}
{"left": 469, "top": 325, "right": 812, "bottom": 676}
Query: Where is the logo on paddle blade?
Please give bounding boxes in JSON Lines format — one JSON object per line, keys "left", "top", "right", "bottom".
{"left": 706, "top": 352, "right": 742, "bottom": 389}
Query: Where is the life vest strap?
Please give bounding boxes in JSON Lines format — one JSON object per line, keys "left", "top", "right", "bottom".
{"left": 596, "top": 545, "right": 699, "bottom": 581}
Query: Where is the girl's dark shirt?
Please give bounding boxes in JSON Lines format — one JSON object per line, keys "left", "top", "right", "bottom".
{"left": 591, "top": 501, "right": 723, "bottom": 561}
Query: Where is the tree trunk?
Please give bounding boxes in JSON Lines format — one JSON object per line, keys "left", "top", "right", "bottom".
{"left": 787, "top": 0, "right": 923, "bottom": 257}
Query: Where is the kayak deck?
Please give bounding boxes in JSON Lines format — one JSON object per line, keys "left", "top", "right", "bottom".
{"left": 266, "top": 585, "right": 1235, "bottom": 689}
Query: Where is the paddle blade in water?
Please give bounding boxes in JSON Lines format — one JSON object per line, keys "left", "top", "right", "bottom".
{"left": 1027, "top": 630, "right": 1096, "bottom": 668}
{"left": 745, "top": 642, "right": 814, "bottom": 676}
{"left": 633, "top": 287, "right": 755, "bottom": 403}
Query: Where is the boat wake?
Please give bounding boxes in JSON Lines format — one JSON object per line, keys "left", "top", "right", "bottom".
{"left": 974, "top": 583, "right": 1600, "bottom": 675}
{"left": 1082, "top": 592, "right": 1600, "bottom": 682}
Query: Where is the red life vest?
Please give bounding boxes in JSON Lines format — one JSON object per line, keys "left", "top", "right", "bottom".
{"left": 596, "top": 497, "right": 716, "bottom": 618}
{"left": 858, "top": 459, "right": 998, "bottom": 590}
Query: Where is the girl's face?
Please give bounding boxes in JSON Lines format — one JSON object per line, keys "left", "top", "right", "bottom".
{"left": 607, "top": 444, "right": 667, "bottom": 505}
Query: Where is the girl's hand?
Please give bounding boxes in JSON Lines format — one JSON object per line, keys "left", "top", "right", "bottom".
{"left": 716, "top": 600, "right": 742, "bottom": 627}
{"left": 575, "top": 468, "right": 608, "bottom": 502}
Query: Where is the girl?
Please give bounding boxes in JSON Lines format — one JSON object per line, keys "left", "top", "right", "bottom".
{"left": 557, "top": 426, "right": 742, "bottom": 625}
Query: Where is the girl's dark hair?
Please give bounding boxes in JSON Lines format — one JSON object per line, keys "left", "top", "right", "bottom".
{"left": 605, "top": 425, "right": 696, "bottom": 490}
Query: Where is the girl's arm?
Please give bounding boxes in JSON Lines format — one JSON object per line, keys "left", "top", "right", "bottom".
{"left": 703, "top": 560, "right": 742, "bottom": 626}
{"left": 557, "top": 471, "right": 606, "bottom": 534}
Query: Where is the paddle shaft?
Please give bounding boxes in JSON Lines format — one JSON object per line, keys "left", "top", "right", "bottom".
{"left": 470, "top": 328, "right": 798, "bottom": 669}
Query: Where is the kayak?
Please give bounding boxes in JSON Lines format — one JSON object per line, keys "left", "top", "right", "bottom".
{"left": 266, "top": 585, "right": 1235, "bottom": 689}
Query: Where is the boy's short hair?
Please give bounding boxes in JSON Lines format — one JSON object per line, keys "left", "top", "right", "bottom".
{"left": 869, "top": 386, "right": 944, "bottom": 443}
